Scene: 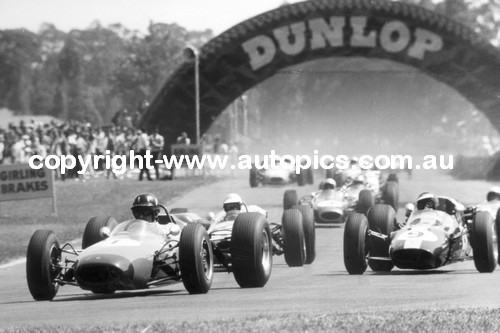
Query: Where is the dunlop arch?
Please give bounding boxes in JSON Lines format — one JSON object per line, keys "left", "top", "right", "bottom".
{"left": 141, "top": 0, "right": 500, "bottom": 145}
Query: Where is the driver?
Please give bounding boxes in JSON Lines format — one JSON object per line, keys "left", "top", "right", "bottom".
{"left": 416, "top": 192, "right": 439, "bottom": 210}
{"left": 222, "top": 193, "right": 245, "bottom": 221}
{"left": 486, "top": 187, "right": 500, "bottom": 202}
{"left": 321, "top": 178, "right": 336, "bottom": 190}
{"left": 131, "top": 193, "right": 160, "bottom": 222}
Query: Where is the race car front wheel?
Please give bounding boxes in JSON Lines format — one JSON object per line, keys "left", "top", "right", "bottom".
{"left": 230, "top": 212, "right": 272, "bottom": 288}
{"left": 179, "top": 223, "right": 214, "bottom": 294}
{"left": 82, "top": 216, "right": 118, "bottom": 249}
{"left": 471, "top": 211, "right": 498, "bottom": 273}
{"left": 344, "top": 213, "right": 368, "bottom": 274}
{"left": 282, "top": 208, "right": 306, "bottom": 267}
{"left": 26, "top": 230, "right": 62, "bottom": 301}
{"left": 292, "top": 204, "right": 316, "bottom": 264}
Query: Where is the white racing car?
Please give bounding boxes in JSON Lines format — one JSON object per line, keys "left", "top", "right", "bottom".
{"left": 250, "top": 155, "right": 313, "bottom": 187}
{"left": 205, "top": 194, "right": 315, "bottom": 288}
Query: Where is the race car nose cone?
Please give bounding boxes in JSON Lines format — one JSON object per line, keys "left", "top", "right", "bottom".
{"left": 74, "top": 254, "right": 135, "bottom": 291}
{"left": 318, "top": 207, "right": 343, "bottom": 223}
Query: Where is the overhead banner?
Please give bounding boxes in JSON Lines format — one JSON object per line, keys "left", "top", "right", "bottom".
{"left": 0, "top": 163, "right": 55, "bottom": 202}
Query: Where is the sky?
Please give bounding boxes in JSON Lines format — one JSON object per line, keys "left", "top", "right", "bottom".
{"left": 0, "top": 0, "right": 303, "bottom": 35}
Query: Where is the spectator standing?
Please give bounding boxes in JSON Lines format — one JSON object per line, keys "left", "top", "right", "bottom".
{"left": 150, "top": 127, "right": 164, "bottom": 180}
{"left": 135, "top": 129, "right": 152, "bottom": 181}
{"left": 176, "top": 131, "right": 191, "bottom": 145}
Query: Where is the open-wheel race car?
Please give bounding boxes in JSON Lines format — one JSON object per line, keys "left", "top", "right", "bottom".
{"left": 206, "top": 196, "right": 315, "bottom": 288}
{"left": 250, "top": 155, "right": 313, "bottom": 188}
{"left": 344, "top": 194, "right": 498, "bottom": 274}
{"left": 26, "top": 205, "right": 214, "bottom": 301}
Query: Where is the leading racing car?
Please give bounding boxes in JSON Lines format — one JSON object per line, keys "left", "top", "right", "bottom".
{"left": 26, "top": 204, "right": 214, "bottom": 301}
{"left": 343, "top": 193, "right": 498, "bottom": 274}
{"left": 205, "top": 193, "right": 315, "bottom": 288}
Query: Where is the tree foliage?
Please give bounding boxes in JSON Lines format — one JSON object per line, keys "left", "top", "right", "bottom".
{"left": 0, "top": 22, "right": 212, "bottom": 125}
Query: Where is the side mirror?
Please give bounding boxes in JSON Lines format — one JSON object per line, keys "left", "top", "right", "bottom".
{"left": 207, "top": 212, "right": 216, "bottom": 222}
{"left": 99, "top": 226, "right": 111, "bottom": 239}
{"left": 405, "top": 203, "right": 415, "bottom": 217}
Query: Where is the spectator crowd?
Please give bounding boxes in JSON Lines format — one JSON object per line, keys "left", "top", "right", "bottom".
{"left": 0, "top": 113, "right": 239, "bottom": 182}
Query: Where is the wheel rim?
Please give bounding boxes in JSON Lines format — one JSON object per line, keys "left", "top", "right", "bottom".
{"left": 200, "top": 238, "right": 213, "bottom": 281}
{"left": 49, "top": 243, "right": 62, "bottom": 287}
{"left": 261, "top": 229, "right": 272, "bottom": 273}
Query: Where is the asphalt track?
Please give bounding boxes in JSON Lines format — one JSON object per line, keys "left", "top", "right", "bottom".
{"left": 1, "top": 169, "right": 500, "bottom": 329}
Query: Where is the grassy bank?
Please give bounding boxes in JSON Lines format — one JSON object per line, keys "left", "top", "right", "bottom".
{"left": 3, "top": 308, "right": 500, "bottom": 332}
{"left": 0, "top": 175, "right": 215, "bottom": 265}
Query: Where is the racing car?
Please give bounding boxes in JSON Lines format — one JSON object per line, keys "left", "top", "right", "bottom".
{"left": 26, "top": 206, "right": 214, "bottom": 301}
{"left": 343, "top": 196, "right": 498, "bottom": 274}
{"left": 206, "top": 202, "right": 315, "bottom": 288}
{"left": 250, "top": 155, "right": 313, "bottom": 187}
{"left": 283, "top": 175, "right": 390, "bottom": 224}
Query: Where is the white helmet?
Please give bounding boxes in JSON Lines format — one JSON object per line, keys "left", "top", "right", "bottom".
{"left": 416, "top": 192, "right": 439, "bottom": 210}
{"left": 487, "top": 187, "right": 500, "bottom": 202}
{"left": 322, "top": 178, "right": 336, "bottom": 190}
{"left": 223, "top": 193, "right": 243, "bottom": 212}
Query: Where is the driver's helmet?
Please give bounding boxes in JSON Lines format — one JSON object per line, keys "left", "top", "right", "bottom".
{"left": 321, "top": 178, "right": 336, "bottom": 190}
{"left": 352, "top": 174, "right": 365, "bottom": 185}
{"left": 486, "top": 186, "right": 500, "bottom": 202}
{"left": 131, "top": 193, "right": 160, "bottom": 221}
{"left": 416, "top": 192, "right": 439, "bottom": 210}
{"left": 223, "top": 193, "right": 243, "bottom": 212}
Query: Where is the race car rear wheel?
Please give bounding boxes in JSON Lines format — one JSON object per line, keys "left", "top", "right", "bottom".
{"left": 283, "top": 189, "right": 298, "bottom": 210}
{"left": 343, "top": 213, "right": 368, "bottom": 274}
{"left": 367, "top": 204, "right": 395, "bottom": 272}
{"left": 383, "top": 181, "right": 399, "bottom": 212}
{"left": 250, "top": 165, "right": 259, "bottom": 188}
{"left": 306, "top": 167, "right": 314, "bottom": 185}
{"left": 82, "top": 216, "right": 118, "bottom": 249}
{"left": 334, "top": 172, "right": 347, "bottom": 187}
{"left": 357, "top": 190, "right": 374, "bottom": 215}
{"left": 230, "top": 212, "right": 272, "bottom": 288}
{"left": 297, "top": 169, "right": 306, "bottom": 186}
{"left": 292, "top": 204, "right": 316, "bottom": 264}
{"left": 179, "top": 223, "right": 214, "bottom": 293}
{"left": 471, "top": 211, "right": 498, "bottom": 273}
{"left": 282, "top": 209, "right": 306, "bottom": 267}
{"left": 26, "top": 230, "right": 62, "bottom": 301}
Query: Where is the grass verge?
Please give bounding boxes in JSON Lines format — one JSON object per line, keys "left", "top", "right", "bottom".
{"left": 3, "top": 308, "right": 500, "bottom": 332}
{"left": 0, "top": 175, "right": 216, "bottom": 265}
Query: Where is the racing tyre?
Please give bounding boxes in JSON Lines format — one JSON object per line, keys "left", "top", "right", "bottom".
{"left": 170, "top": 208, "right": 188, "bottom": 214}
{"left": 387, "top": 173, "right": 399, "bottom": 183}
{"left": 367, "top": 204, "right": 395, "bottom": 272}
{"left": 283, "top": 189, "right": 298, "bottom": 210}
{"left": 496, "top": 208, "right": 500, "bottom": 265}
{"left": 334, "top": 173, "right": 347, "bottom": 187}
{"left": 231, "top": 212, "right": 272, "bottom": 288}
{"left": 306, "top": 167, "right": 314, "bottom": 185}
{"left": 179, "top": 223, "right": 214, "bottom": 293}
{"left": 250, "top": 165, "right": 259, "bottom": 188}
{"left": 82, "top": 216, "right": 118, "bottom": 249}
{"left": 26, "top": 230, "right": 62, "bottom": 301}
{"left": 384, "top": 181, "right": 399, "bottom": 212}
{"left": 471, "top": 211, "right": 498, "bottom": 273}
{"left": 292, "top": 205, "right": 315, "bottom": 264}
{"left": 282, "top": 209, "right": 306, "bottom": 266}
{"left": 297, "top": 169, "right": 306, "bottom": 187}
{"left": 343, "top": 213, "right": 368, "bottom": 274}
{"left": 356, "top": 190, "right": 374, "bottom": 215}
